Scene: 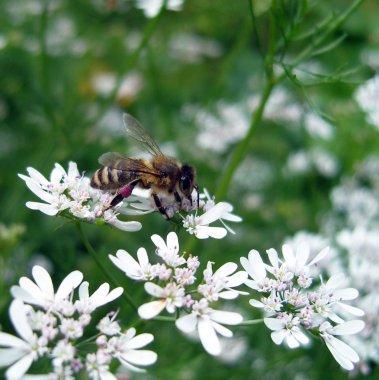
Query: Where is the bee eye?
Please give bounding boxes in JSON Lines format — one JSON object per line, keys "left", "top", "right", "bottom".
{"left": 180, "top": 176, "right": 191, "bottom": 191}
{"left": 161, "top": 172, "right": 168, "bottom": 178}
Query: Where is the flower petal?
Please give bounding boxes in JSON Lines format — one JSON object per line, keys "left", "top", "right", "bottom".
{"left": 9, "top": 300, "right": 33, "bottom": 342}
{"left": 120, "top": 349, "right": 157, "bottom": 366}
{"left": 210, "top": 310, "right": 243, "bottom": 325}
{"left": 126, "top": 333, "right": 154, "bottom": 349}
{"left": 55, "top": 270, "right": 83, "bottom": 301}
{"left": 198, "top": 318, "right": 221, "bottom": 356}
{"left": 32, "top": 266, "right": 54, "bottom": 301}
{"left": 331, "top": 320, "right": 365, "bottom": 336}
{"left": 6, "top": 353, "right": 34, "bottom": 380}
{"left": 175, "top": 313, "right": 198, "bottom": 333}
{"left": 138, "top": 300, "right": 166, "bottom": 319}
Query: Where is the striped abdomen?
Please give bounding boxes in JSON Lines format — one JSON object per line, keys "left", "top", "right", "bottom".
{"left": 90, "top": 166, "right": 138, "bottom": 190}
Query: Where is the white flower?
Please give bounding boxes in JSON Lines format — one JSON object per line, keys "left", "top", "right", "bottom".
{"left": 151, "top": 232, "right": 186, "bottom": 267}
{"left": 0, "top": 300, "right": 43, "bottom": 380}
{"left": 319, "top": 320, "right": 365, "bottom": 370}
{"left": 264, "top": 315, "right": 310, "bottom": 349}
{"left": 176, "top": 299, "right": 243, "bottom": 356}
{"left": 138, "top": 282, "right": 185, "bottom": 319}
{"left": 240, "top": 249, "right": 270, "bottom": 292}
{"left": 135, "top": 0, "right": 184, "bottom": 18}
{"left": 198, "top": 262, "right": 248, "bottom": 301}
{"left": 86, "top": 352, "right": 114, "bottom": 380}
{"left": 109, "top": 248, "right": 151, "bottom": 281}
{"left": 113, "top": 328, "right": 157, "bottom": 372}
{"left": 75, "top": 281, "right": 123, "bottom": 314}
{"left": 183, "top": 202, "right": 230, "bottom": 239}
{"left": 355, "top": 74, "right": 379, "bottom": 129}
{"left": 11, "top": 265, "right": 83, "bottom": 313}
{"left": 97, "top": 313, "right": 121, "bottom": 336}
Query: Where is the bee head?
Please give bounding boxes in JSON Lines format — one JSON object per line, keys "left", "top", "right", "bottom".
{"left": 179, "top": 164, "right": 196, "bottom": 198}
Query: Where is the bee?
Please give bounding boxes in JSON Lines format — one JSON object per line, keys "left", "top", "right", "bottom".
{"left": 91, "top": 113, "right": 198, "bottom": 218}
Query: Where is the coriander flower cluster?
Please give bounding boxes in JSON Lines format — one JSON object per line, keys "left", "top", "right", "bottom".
{"left": 240, "top": 244, "right": 365, "bottom": 371}
{"left": 19, "top": 162, "right": 145, "bottom": 232}
{"left": 0, "top": 265, "right": 157, "bottom": 379}
{"left": 109, "top": 231, "right": 247, "bottom": 356}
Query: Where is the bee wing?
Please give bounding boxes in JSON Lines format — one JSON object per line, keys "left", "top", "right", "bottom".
{"left": 123, "top": 113, "right": 163, "bottom": 157}
{"left": 99, "top": 152, "right": 161, "bottom": 176}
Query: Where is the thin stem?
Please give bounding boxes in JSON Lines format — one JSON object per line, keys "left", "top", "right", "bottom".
{"left": 238, "top": 318, "right": 264, "bottom": 326}
{"left": 75, "top": 222, "right": 138, "bottom": 312}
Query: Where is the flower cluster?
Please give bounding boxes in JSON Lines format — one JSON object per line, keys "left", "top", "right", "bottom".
{"left": 0, "top": 265, "right": 157, "bottom": 379}
{"left": 18, "top": 162, "right": 145, "bottom": 232}
{"left": 109, "top": 231, "right": 247, "bottom": 356}
{"left": 240, "top": 244, "right": 365, "bottom": 371}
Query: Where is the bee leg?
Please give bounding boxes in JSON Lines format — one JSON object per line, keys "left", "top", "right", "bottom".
{"left": 174, "top": 190, "right": 182, "bottom": 205}
{"left": 152, "top": 192, "right": 170, "bottom": 219}
{"left": 194, "top": 184, "right": 199, "bottom": 209}
{"left": 107, "top": 180, "right": 139, "bottom": 209}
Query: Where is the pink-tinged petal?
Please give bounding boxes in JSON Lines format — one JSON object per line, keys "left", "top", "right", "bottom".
{"left": 151, "top": 234, "right": 166, "bottom": 251}
{"left": 266, "top": 248, "right": 279, "bottom": 268}
{"left": 338, "top": 303, "right": 365, "bottom": 317}
{"left": 138, "top": 300, "right": 166, "bottom": 319}
{"left": 10, "top": 286, "right": 42, "bottom": 306}
{"left": 196, "top": 226, "right": 227, "bottom": 239}
{"left": 0, "top": 348, "right": 25, "bottom": 366}
{"left": 175, "top": 313, "right": 198, "bottom": 333}
{"left": 198, "top": 319, "right": 221, "bottom": 356}
{"left": 210, "top": 310, "right": 243, "bottom": 325}
{"left": 331, "top": 320, "right": 365, "bottom": 336}
{"left": 282, "top": 244, "right": 295, "bottom": 269}
{"left": 271, "top": 330, "right": 287, "bottom": 345}
{"left": 5, "top": 353, "right": 34, "bottom": 380}
{"left": 308, "top": 247, "right": 329, "bottom": 266}
{"left": 333, "top": 288, "right": 358, "bottom": 301}
{"left": 225, "top": 271, "right": 248, "bottom": 287}
{"left": 249, "top": 299, "right": 264, "bottom": 308}
{"left": 294, "top": 242, "right": 310, "bottom": 270}
{"left": 285, "top": 334, "right": 300, "bottom": 349}
{"left": 166, "top": 232, "right": 179, "bottom": 253}
{"left": 127, "top": 333, "right": 154, "bottom": 349}
{"left": 26, "top": 202, "right": 58, "bottom": 216}
{"left": 214, "top": 262, "right": 237, "bottom": 278}
{"left": 32, "top": 266, "right": 54, "bottom": 301}
{"left": 247, "top": 250, "right": 266, "bottom": 282}
{"left": 211, "top": 321, "right": 233, "bottom": 338}
{"left": 137, "top": 248, "right": 149, "bottom": 267}
{"left": 264, "top": 317, "right": 286, "bottom": 331}
{"left": 25, "top": 167, "right": 49, "bottom": 186}
{"left": 9, "top": 300, "right": 33, "bottom": 342}
{"left": 120, "top": 349, "right": 157, "bottom": 366}
{"left": 55, "top": 270, "right": 83, "bottom": 301}
{"left": 97, "top": 287, "right": 123, "bottom": 307}
{"left": 0, "top": 333, "right": 28, "bottom": 350}
{"left": 144, "top": 282, "right": 163, "bottom": 298}
{"left": 78, "top": 282, "right": 89, "bottom": 300}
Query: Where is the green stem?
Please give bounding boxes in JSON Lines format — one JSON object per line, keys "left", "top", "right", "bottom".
{"left": 238, "top": 318, "right": 264, "bottom": 326}
{"left": 75, "top": 222, "right": 138, "bottom": 312}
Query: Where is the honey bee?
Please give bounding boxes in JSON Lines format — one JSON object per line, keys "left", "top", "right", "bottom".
{"left": 91, "top": 113, "right": 198, "bottom": 218}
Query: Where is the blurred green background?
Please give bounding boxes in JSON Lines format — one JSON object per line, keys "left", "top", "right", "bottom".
{"left": 1, "top": 0, "right": 379, "bottom": 379}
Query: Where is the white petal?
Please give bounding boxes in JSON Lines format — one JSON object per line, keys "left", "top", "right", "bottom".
{"left": 99, "top": 371, "right": 118, "bottom": 380}
{"left": 295, "top": 242, "right": 310, "bottom": 270}
{"left": 264, "top": 317, "right": 285, "bottom": 331}
{"left": 109, "top": 219, "right": 142, "bottom": 232}
{"left": 89, "top": 283, "right": 110, "bottom": 305}
{"left": 25, "top": 167, "right": 49, "bottom": 186}
{"left": 285, "top": 334, "right": 300, "bottom": 349}
{"left": 224, "top": 271, "right": 248, "bottom": 287}
{"left": 97, "top": 287, "right": 124, "bottom": 307}
{"left": 5, "top": 353, "right": 34, "bottom": 380}
{"left": 291, "top": 328, "right": 309, "bottom": 345}
{"left": 198, "top": 318, "right": 221, "bottom": 356}
{"left": 55, "top": 270, "right": 83, "bottom": 301}
{"left": 19, "top": 175, "right": 53, "bottom": 204}
{"left": 196, "top": 226, "right": 227, "bottom": 239}
{"left": 210, "top": 310, "right": 243, "bottom": 325}
{"left": 325, "top": 336, "right": 359, "bottom": 370}
{"left": 214, "top": 262, "right": 237, "bottom": 278}
{"left": 78, "top": 282, "right": 89, "bottom": 300}
{"left": 326, "top": 273, "right": 346, "bottom": 289}
{"left": 32, "top": 266, "right": 54, "bottom": 301}
{"left": 331, "top": 320, "right": 365, "bottom": 336}
{"left": 308, "top": 247, "right": 329, "bottom": 266}
{"left": 51, "top": 163, "right": 66, "bottom": 183}
{"left": 9, "top": 300, "right": 33, "bottom": 342}
{"left": 337, "top": 303, "right": 365, "bottom": 317}
{"left": 166, "top": 232, "right": 179, "bottom": 253}
{"left": 25, "top": 202, "right": 58, "bottom": 216}
{"left": 246, "top": 250, "right": 266, "bottom": 282}
{"left": 127, "top": 333, "right": 154, "bottom": 349}
{"left": 10, "top": 286, "right": 42, "bottom": 306}
{"left": 138, "top": 301, "right": 166, "bottom": 319}
{"left": 175, "top": 313, "right": 198, "bottom": 333}
{"left": 271, "top": 330, "right": 287, "bottom": 345}
{"left": 218, "top": 290, "right": 239, "bottom": 299}
{"left": 137, "top": 247, "right": 149, "bottom": 267}
{"left": 144, "top": 282, "right": 163, "bottom": 298}
{"left": 282, "top": 244, "right": 295, "bottom": 269}
{"left": 0, "top": 348, "right": 25, "bottom": 366}
{"left": 249, "top": 299, "right": 264, "bottom": 308}
{"left": 121, "top": 349, "right": 157, "bottom": 366}
{"left": 198, "top": 203, "right": 227, "bottom": 225}
{"left": 151, "top": 234, "right": 166, "bottom": 251}
{"left": 266, "top": 248, "right": 279, "bottom": 268}
{"left": 334, "top": 288, "right": 358, "bottom": 301}
{"left": 0, "top": 333, "right": 28, "bottom": 350}
{"left": 211, "top": 321, "right": 233, "bottom": 338}
{"left": 109, "top": 250, "right": 140, "bottom": 278}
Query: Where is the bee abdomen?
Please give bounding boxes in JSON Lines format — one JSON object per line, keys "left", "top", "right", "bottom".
{"left": 91, "top": 166, "right": 136, "bottom": 190}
